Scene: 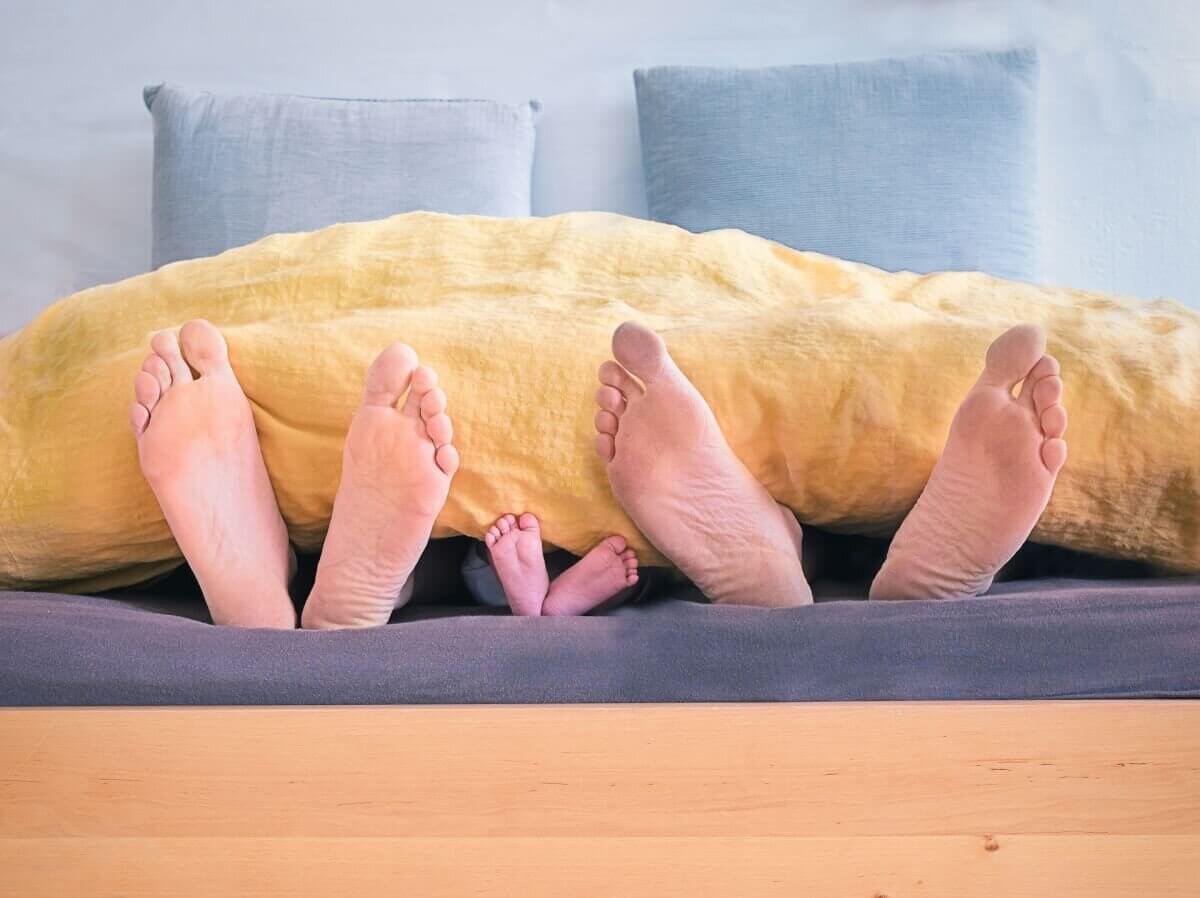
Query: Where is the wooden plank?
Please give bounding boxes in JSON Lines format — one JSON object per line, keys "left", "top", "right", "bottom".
{"left": 2, "top": 702, "right": 1198, "bottom": 838}
{"left": 2, "top": 836, "right": 1199, "bottom": 898}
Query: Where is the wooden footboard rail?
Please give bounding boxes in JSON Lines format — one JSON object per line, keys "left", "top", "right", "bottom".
{"left": 1, "top": 702, "right": 1198, "bottom": 896}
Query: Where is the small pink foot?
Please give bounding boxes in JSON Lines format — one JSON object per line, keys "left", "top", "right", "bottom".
{"left": 542, "top": 536, "right": 640, "bottom": 616}
{"left": 485, "top": 513, "right": 550, "bottom": 616}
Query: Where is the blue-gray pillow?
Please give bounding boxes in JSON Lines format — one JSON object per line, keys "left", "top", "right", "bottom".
{"left": 634, "top": 50, "right": 1038, "bottom": 280}
{"left": 145, "top": 84, "right": 539, "bottom": 268}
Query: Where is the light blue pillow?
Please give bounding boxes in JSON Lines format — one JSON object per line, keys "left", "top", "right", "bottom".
{"left": 145, "top": 84, "right": 539, "bottom": 268}
{"left": 634, "top": 50, "right": 1038, "bottom": 280}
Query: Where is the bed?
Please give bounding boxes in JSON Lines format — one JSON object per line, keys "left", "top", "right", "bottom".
{"left": 3, "top": 543, "right": 1200, "bottom": 895}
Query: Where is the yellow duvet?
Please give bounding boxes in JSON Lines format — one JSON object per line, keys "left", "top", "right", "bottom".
{"left": 1, "top": 211, "right": 1197, "bottom": 592}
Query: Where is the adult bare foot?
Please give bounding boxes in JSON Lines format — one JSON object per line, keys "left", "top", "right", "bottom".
{"left": 870, "top": 324, "right": 1068, "bottom": 601}
{"left": 542, "top": 535, "right": 639, "bottom": 617}
{"left": 130, "top": 320, "right": 295, "bottom": 628}
{"left": 485, "top": 513, "right": 549, "bottom": 616}
{"left": 302, "top": 344, "right": 459, "bottom": 629}
{"left": 594, "top": 322, "right": 811, "bottom": 607}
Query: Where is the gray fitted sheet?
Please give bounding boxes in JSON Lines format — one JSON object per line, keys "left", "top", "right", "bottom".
{"left": 2, "top": 575, "right": 1199, "bottom": 705}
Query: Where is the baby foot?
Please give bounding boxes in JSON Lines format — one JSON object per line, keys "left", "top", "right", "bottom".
{"left": 302, "top": 344, "right": 459, "bottom": 628}
{"left": 485, "top": 513, "right": 550, "bottom": 616}
{"left": 542, "top": 535, "right": 639, "bottom": 617}
{"left": 870, "top": 324, "right": 1068, "bottom": 601}
{"left": 130, "top": 320, "right": 295, "bottom": 628}
{"left": 595, "top": 321, "right": 811, "bottom": 607}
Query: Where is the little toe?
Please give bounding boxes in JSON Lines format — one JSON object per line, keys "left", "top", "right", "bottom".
{"left": 425, "top": 412, "right": 453, "bottom": 448}
{"left": 134, "top": 370, "right": 161, "bottom": 411}
{"left": 979, "top": 324, "right": 1047, "bottom": 390}
{"left": 151, "top": 329, "right": 193, "bottom": 385}
{"left": 142, "top": 354, "right": 171, "bottom": 393}
{"left": 434, "top": 443, "right": 460, "bottom": 477}
{"left": 179, "top": 319, "right": 231, "bottom": 376}
{"left": 1042, "top": 437, "right": 1068, "bottom": 474}
{"left": 518, "top": 513, "right": 540, "bottom": 532}
{"left": 595, "top": 433, "right": 616, "bottom": 462}
{"left": 363, "top": 342, "right": 418, "bottom": 407}
{"left": 1041, "top": 404, "right": 1068, "bottom": 439}
{"left": 402, "top": 366, "right": 439, "bottom": 417}
{"left": 595, "top": 409, "right": 619, "bottom": 436}
{"left": 598, "top": 360, "right": 642, "bottom": 398}
{"left": 485, "top": 527, "right": 500, "bottom": 547}
{"left": 129, "top": 402, "right": 150, "bottom": 436}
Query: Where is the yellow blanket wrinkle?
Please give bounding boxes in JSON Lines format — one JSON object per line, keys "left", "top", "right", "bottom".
{"left": 0, "top": 211, "right": 1197, "bottom": 593}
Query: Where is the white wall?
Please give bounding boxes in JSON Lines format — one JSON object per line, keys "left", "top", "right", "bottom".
{"left": 1, "top": 0, "right": 1197, "bottom": 332}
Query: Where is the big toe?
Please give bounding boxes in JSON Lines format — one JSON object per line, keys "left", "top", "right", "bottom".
{"left": 179, "top": 320, "right": 231, "bottom": 376}
{"left": 980, "top": 324, "right": 1047, "bottom": 390}
{"left": 612, "top": 321, "right": 672, "bottom": 383}
{"left": 364, "top": 342, "right": 419, "bottom": 407}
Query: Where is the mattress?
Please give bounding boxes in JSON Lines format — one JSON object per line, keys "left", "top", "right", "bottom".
{"left": 2, "top": 561, "right": 1198, "bottom": 705}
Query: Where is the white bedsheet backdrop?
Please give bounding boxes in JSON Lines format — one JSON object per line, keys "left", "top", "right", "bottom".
{"left": 0, "top": 0, "right": 1197, "bottom": 332}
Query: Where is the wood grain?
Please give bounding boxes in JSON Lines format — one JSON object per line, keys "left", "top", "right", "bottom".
{"left": 1, "top": 702, "right": 1198, "bottom": 896}
{"left": 2, "top": 835, "right": 1200, "bottom": 897}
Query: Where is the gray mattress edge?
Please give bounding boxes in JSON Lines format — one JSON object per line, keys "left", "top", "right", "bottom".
{"left": 2, "top": 577, "right": 1199, "bottom": 705}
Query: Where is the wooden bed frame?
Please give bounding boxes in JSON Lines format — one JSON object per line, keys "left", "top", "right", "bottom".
{"left": 2, "top": 701, "right": 1198, "bottom": 896}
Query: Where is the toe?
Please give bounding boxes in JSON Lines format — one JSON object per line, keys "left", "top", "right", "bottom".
{"left": 595, "top": 409, "right": 619, "bottom": 436}
{"left": 179, "top": 319, "right": 231, "bottom": 376}
{"left": 604, "top": 534, "right": 627, "bottom": 554}
{"left": 598, "top": 360, "right": 642, "bottom": 399}
{"left": 596, "top": 385, "right": 627, "bottom": 415}
{"left": 129, "top": 402, "right": 150, "bottom": 436}
{"left": 1041, "top": 404, "right": 1068, "bottom": 439}
{"left": 434, "top": 443, "right": 459, "bottom": 477}
{"left": 134, "top": 370, "right": 161, "bottom": 410}
{"left": 403, "top": 366, "right": 439, "bottom": 417}
{"left": 142, "top": 354, "right": 171, "bottom": 393}
{"left": 151, "top": 329, "right": 193, "bottom": 385}
{"left": 1041, "top": 437, "right": 1068, "bottom": 474}
{"left": 363, "top": 342, "right": 418, "bottom": 407}
{"left": 979, "top": 324, "right": 1047, "bottom": 390}
{"left": 420, "top": 387, "right": 447, "bottom": 420}
{"left": 518, "top": 513, "right": 540, "bottom": 531}
{"left": 595, "top": 433, "right": 615, "bottom": 462}
{"left": 425, "top": 412, "right": 453, "bottom": 448}
{"left": 497, "top": 515, "right": 514, "bottom": 535}
{"left": 1031, "top": 375, "right": 1064, "bottom": 415}
{"left": 1017, "top": 354, "right": 1061, "bottom": 405}
{"left": 485, "top": 527, "right": 499, "bottom": 546}
{"left": 612, "top": 321, "right": 673, "bottom": 383}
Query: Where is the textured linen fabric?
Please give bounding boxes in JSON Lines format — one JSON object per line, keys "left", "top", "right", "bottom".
{"left": 145, "top": 84, "right": 538, "bottom": 268}
{"left": 2, "top": 577, "right": 1199, "bottom": 705}
{"left": 0, "top": 211, "right": 1198, "bottom": 592}
{"left": 634, "top": 49, "right": 1038, "bottom": 280}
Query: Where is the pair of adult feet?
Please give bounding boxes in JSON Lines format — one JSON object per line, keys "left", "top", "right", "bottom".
{"left": 132, "top": 321, "right": 456, "bottom": 628}
{"left": 594, "top": 321, "right": 1068, "bottom": 605}
{"left": 130, "top": 320, "right": 636, "bottom": 628}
